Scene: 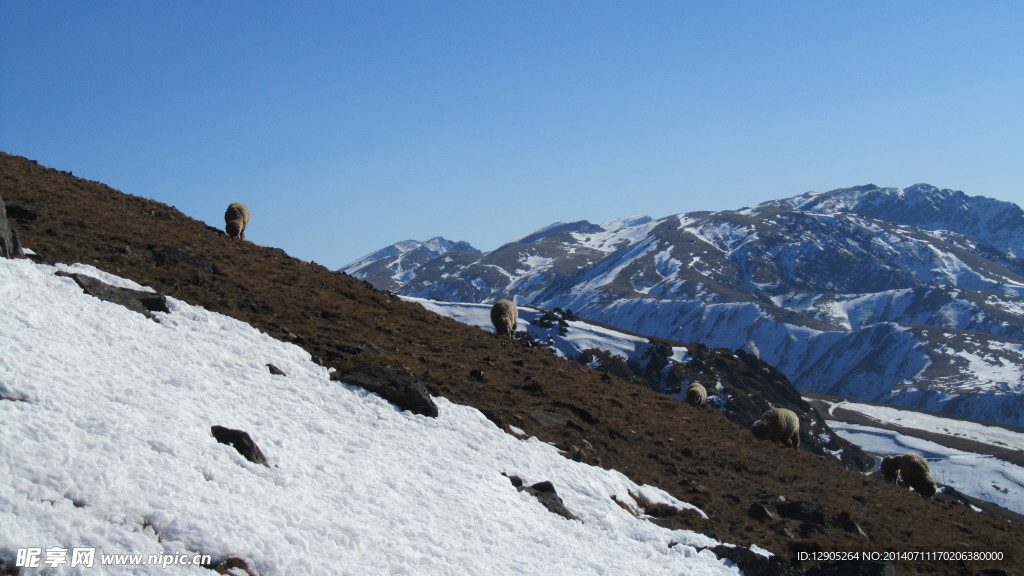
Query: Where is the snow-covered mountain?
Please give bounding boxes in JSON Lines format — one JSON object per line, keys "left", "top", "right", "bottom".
{"left": 343, "top": 237, "right": 480, "bottom": 292}
{"left": 341, "top": 185, "right": 1024, "bottom": 427}
{"left": 0, "top": 257, "right": 740, "bottom": 575}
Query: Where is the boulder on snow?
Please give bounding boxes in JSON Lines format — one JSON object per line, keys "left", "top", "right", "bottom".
{"left": 505, "top": 475, "right": 578, "bottom": 521}
{"left": 211, "top": 425, "right": 269, "bottom": 467}
{"left": 55, "top": 271, "right": 169, "bottom": 318}
{"left": 332, "top": 365, "right": 438, "bottom": 418}
{"left": 1, "top": 194, "right": 25, "bottom": 259}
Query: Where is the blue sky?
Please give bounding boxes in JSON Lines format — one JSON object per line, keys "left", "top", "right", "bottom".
{"left": 2, "top": 2, "right": 1022, "bottom": 269}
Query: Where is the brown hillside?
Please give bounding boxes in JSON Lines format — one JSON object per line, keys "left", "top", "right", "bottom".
{"left": 2, "top": 151, "right": 1021, "bottom": 576}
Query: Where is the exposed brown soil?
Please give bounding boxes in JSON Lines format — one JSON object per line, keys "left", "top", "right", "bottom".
{"left": 2, "top": 151, "right": 1022, "bottom": 575}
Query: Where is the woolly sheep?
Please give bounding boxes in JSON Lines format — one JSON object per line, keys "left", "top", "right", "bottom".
{"left": 879, "top": 455, "right": 901, "bottom": 483}
{"left": 490, "top": 299, "right": 517, "bottom": 339}
{"left": 224, "top": 202, "right": 251, "bottom": 240}
{"left": 750, "top": 407, "right": 800, "bottom": 449}
{"left": 686, "top": 382, "right": 706, "bottom": 408}
{"left": 881, "top": 453, "right": 937, "bottom": 498}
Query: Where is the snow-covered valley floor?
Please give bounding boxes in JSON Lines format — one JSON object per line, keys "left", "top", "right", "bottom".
{"left": 816, "top": 398, "right": 1024, "bottom": 516}
{"left": 0, "top": 258, "right": 743, "bottom": 575}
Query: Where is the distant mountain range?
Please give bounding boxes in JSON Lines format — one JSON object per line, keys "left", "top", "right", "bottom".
{"left": 342, "top": 184, "right": 1024, "bottom": 427}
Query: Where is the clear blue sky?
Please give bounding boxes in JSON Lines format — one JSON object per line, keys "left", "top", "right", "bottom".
{"left": 2, "top": 2, "right": 1022, "bottom": 269}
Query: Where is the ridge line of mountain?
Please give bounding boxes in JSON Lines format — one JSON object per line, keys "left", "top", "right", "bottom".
{"left": 343, "top": 184, "right": 1024, "bottom": 428}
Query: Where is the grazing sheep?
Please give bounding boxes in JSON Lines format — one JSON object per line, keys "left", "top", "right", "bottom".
{"left": 490, "top": 299, "right": 518, "bottom": 339}
{"left": 879, "top": 455, "right": 902, "bottom": 484}
{"left": 750, "top": 407, "right": 800, "bottom": 449}
{"left": 686, "top": 382, "right": 706, "bottom": 407}
{"left": 224, "top": 202, "right": 251, "bottom": 240}
{"left": 881, "top": 453, "right": 937, "bottom": 498}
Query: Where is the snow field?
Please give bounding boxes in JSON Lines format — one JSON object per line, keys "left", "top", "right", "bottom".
{"left": 823, "top": 400, "right": 1024, "bottom": 450}
{"left": 0, "top": 258, "right": 737, "bottom": 575}
{"left": 822, "top": 397, "right": 1024, "bottom": 514}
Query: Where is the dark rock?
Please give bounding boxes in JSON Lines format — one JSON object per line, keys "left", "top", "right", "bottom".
{"left": 478, "top": 408, "right": 504, "bottom": 429}
{"left": 567, "top": 439, "right": 601, "bottom": 466}
{"left": 518, "top": 380, "right": 545, "bottom": 396}
{"left": 531, "top": 409, "right": 569, "bottom": 428}
{"left": 55, "top": 271, "right": 169, "bottom": 318}
{"left": 3, "top": 202, "right": 37, "bottom": 221}
{"left": 528, "top": 480, "right": 557, "bottom": 493}
{"left": 267, "top": 363, "right": 286, "bottom": 376}
{"left": 805, "top": 561, "right": 895, "bottom": 576}
{"left": 152, "top": 246, "right": 213, "bottom": 273}
{"left": 470, "top": 369, "right": 486, "bottom": 381}
{"left": 210, "top": 425, "right": 269, "bottom": 467}
{"left": 1, "top": 195, "right": 26, "bottom": 259}
{"left": 332, "top": 365, "right": 438, "bottom": 418}
{"left": 834, "top": 511, "right": 869, "bottom": 539}
{"left": 552, "top": 400, "right": 598, "bottom": 424}
{"left": 706, "top": 544, "right": 800, "bottom": 576}
{"left": 512, "top": 478, "right": 578, "bottom": 521}
{"left": 774, "top": 500, "right": 827, "bottom": 525}
{"left": 749, "top": 502, "right": 777, "bottom": 522}
{"left": 531, "top": 409, "right": 583, "bottom": 431}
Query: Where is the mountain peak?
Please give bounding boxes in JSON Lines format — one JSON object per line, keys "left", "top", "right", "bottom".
{"left": 512, "top": 220, "right": 605, "bottom": 245}
{"left": 600, "top": 215, "right": 653, "bottom": 232}
{"left": 340, "top": 236, "right": 480, "bottom": 290}
{"left": 764, "top": 184, "right": 1024, "bottom": 258}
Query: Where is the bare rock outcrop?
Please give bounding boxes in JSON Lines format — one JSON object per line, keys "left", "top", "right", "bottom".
{"left": 211, "top": 425, "right": 269, "bottom": 467}
{"left": 55, "top": 271, "right": 169, "bottom": 318}
{"left": 332, "top": 365, "right": 439, "bottom": 418}
{"left": 1, "top": 194, "right": 25, "bottom": 259}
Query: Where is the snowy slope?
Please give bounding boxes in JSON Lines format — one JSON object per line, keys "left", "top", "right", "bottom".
{"left": 0, "top": 258, "right": 741, "bottom": 575}
{"left": 342, "top": 185, "right": 1024, "bottom": 428}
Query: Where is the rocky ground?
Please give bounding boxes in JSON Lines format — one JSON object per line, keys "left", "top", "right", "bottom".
{"left": 2, "top": 151, "right": 1021, "bottom": 576}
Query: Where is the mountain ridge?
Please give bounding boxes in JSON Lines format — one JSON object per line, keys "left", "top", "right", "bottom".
{"left": 344, "top": 185, "right": 1024, "bottom": 427}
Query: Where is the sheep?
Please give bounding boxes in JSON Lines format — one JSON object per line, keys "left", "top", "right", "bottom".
{"left": 880, "top": 453, "right": 937, "bottom": 498}
{"left": 685, "top": 382, "right": 706, "bottom": 408}
{"left": 224, "top": 202, "right": 251, "bottom": 240}
{"left": 879, "top": 454, "right": 902, "bottom": 484}
{"left": 750, "top": 407, "right": 800, "bottom": 449}
{"left": 490, "top": 299, "right": 518, "bottom": 339}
